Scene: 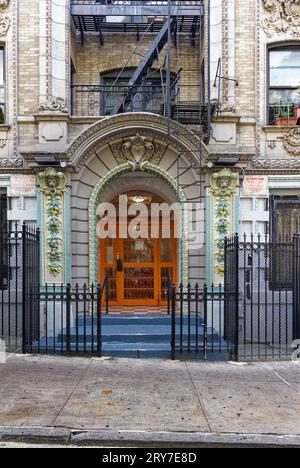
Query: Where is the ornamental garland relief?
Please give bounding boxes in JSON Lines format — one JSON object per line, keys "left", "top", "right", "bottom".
{"left": 261, "top": 0, "right": 300, "bottom": 38}
{"left": 39, "top": 168, "right": 66, "bottom": 283}
{"left": 210, "top": 169, "right": 239, "bottom": 284}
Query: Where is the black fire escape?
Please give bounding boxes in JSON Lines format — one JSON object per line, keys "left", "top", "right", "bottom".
{"left": 71, "top": 0, "right": 213, "bottom": 134}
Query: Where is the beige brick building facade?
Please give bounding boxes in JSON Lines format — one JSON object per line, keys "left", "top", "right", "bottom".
{"left": 1, "top": 0, "right": 300, "bottom": 300}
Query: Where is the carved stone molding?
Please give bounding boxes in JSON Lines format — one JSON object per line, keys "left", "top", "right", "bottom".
{"left": 252, "top": 159, "right": 300, "bottom": 168}
{"left": 0, "top": 158, "right": 23, "bottom": 168}
{"left": 282, "top": 128, "right": 300, "bottom": 157}
{"left": 66, "top": 113, "right": 205, "bottom": 170}
{"left": 38, "top": 167, "right": 66, "bottom": 196}
{"left": 210, "top": 168, "right": 239, "bottom": 196}
{"left": 0, "top": 13, "right": 10, "bottom": 37}
{"left": 110, "top": 133, "right": 166, "bottom": 169}
{"left": 40, "top": 97, "right": 68, "bottom": 114}
{"left": 261, "top": 0, "right": 300, "bottom": 38}
{"left": 0, "top": 0, "right": 9, "bottom": 11}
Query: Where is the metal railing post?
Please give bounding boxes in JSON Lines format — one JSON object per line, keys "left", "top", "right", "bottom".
{"left": 171, "top": 283, "right": 176, "bottom": 361}
{"left": 105, "top": 272, "right": 109, "bottom": 315}
{"left": 233, "top": 233, "right": 239, "bottom": 361}
{"left": 203, "top": 284, "right": 208, "bottom": 360}
{"left": 22, "top": 223, "right": 27, "bottom": 354}
{"left": 66, "top": 283, "right": 71, "bottom": 354}
{"left": 97, "top": 283, "right": 102, "bottom": 357}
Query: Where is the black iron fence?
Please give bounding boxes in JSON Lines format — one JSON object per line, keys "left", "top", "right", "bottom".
{"left": 225, "top": 234, "right": 300, "bottom": 361}
{"left": 0, "top": 224, "right": 40, "bottom": 353}
{"left": 23, "top": 277, "right": 109, "bottom": 355}
{"left": 169, "top": 283, "right": 232, "bottom": 360}
{"left": 2, "top": 224, "right": 300, "bottom": 362}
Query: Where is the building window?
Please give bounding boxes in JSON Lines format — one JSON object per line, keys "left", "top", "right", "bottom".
{"left": 0, "top": 47, "right": 5, "bottom": 124}
{"left": 269, "top": 196, "right": 300, "bottom": 290}
{"left": 268, "top": 46, "right": 300, "bottom": 126}
{"left": 100, "top": 68, "right": 176, "bottom": 115}
{"left": 0, "top": 193, "right": 8, "bottom": 290}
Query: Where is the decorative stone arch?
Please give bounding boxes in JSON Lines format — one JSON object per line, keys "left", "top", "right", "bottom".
{"left": 88, "top": 161, "right": 189, "bottom": 287}
{"left": 69, "top": 113, "right": 206, "bottom": 287}
{"left": 67, "top": 112, "right": 207, "bottom": 171}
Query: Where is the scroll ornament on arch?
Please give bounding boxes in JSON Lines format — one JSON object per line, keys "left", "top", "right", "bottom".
{"left": 210, "top": 169, "right": 239, "bottom": 283}
{"left": 39, "top": 168, "right": 66, "bottom": 282}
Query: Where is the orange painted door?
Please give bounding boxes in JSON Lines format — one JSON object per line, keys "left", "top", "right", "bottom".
{"left": 100, "top": 232, "right": 177, "bottom": 307}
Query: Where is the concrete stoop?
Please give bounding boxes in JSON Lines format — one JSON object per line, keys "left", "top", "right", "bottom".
{"left": 56, "top": 314, "right": 230, "bottom": 360}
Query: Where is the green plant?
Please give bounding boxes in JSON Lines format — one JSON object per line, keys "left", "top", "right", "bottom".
{"left": 273, "top": 100, "right": 294, "bottom": 120}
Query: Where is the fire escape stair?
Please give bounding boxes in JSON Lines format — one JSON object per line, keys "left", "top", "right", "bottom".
{"left": 111, "top": 18, "right": 176, "bottom": 115}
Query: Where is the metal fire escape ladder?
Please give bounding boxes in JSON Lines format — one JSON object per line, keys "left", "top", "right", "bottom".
{"left": 111, "top": 17, "right": 176, "bottom": 115}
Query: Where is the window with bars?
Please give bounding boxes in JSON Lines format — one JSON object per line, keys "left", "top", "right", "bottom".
{"left": 0, "top": 193, "right": 8, "bottom": 290}
{"left": 269, "top": 196, "right": 300, "bottom": 290}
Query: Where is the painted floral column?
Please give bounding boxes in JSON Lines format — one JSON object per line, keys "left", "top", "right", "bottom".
{"left": 209, "top": 169, "right": 239, "bottom": 285}
{"left": 38, "top": 168, "right": 66, "bottom": 284}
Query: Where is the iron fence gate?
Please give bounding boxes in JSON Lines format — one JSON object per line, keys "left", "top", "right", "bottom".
{"left": 170, "top": 283, "right": 232, "bottom": 360}
{"left": 225, "top": 234, "right": 300, "bottom": 360}
{"left": 23, "top": 281, "right": 108, "bottom": 355}
{"left": 0, "top": 224, "right": 40, "bottom": 352}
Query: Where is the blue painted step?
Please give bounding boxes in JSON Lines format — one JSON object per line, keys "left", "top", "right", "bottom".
{"left": 35, "top": 314, "right": 230, "bottom": 360}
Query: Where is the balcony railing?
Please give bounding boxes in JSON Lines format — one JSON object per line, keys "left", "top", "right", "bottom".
{"left": 71, "top": 84, "right": 215, "bottom": 129}
{"left": 71, "top": 84, "right": 168, "bottom": 116}
{"left": 268, "top": 102, "right": 300, "bottom": 126}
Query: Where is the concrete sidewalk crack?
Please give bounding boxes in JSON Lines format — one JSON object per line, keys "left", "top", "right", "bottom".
{"left": 184, "top": 362, "right": 212, "bottom": 433}
{"left": 50, "top": 359, "right": 93, "bottom": 426}
{"left": 267, "top": 365, "right": 300, "bottom": 396}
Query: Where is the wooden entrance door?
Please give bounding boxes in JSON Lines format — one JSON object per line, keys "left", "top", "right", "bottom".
{"left": 99, "top": 233, "right": 177, "bottom": 307}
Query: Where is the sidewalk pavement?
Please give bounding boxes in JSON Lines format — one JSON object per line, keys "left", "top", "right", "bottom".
{"left": 0, "top": 354, "right": 300, "bottom": 447}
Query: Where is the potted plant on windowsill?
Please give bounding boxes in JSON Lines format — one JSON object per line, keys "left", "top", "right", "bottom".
{"left": 291, "top": 88, "right": 300, "bottom": 123}
{"left": 274, "top": 101, "right": 297, "bottom": 126}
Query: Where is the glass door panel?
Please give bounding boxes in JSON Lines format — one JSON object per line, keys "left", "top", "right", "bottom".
{"left": 124, "top": 239, "right": 154, "bottom": 263}
{"left": 124, "top": 268, "right": 155, "bottom": 300}
{"left": 105, "top": 267, "right": 117, "bottom": 302}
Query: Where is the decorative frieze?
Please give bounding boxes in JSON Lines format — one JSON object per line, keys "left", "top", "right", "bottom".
{"left": 39, "top": 168, "right": 66, "bottom": 283}
{"left": 209, "top": 169, "right": 239, "bottom": 284}
{"left": 0, "top": 157, "right": 23, "bottom": 168}
{"left": 40, "top": 97, "right": 68, "bottom": 114}
{"left": 252, "top": 159, "right": 300, "bottom": 169}
{"left": 261, "top": 0, "right": 300, "bottom": 38}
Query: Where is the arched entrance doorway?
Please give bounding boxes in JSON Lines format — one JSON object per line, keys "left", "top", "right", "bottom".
{"left": 99, "top": 190, "right": 178, "bottom": 307}
{"left": 68, "top": 113, "right": 204, "bottom": 295}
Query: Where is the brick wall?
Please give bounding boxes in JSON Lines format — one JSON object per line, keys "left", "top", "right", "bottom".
{"left": 18, "top": 0, "right": 40, "bottom": 115}
{"left": 72, "top": 32, "right": 201, "bottom": 102}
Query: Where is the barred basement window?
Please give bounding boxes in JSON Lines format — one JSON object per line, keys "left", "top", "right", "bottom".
{"left": 0, "top": 193, "right": 8, "bottom": 290}
{"left": 0, "top": 47, "right": 5, "bottom": 124}
{"left": 269, "top": 196, "right": 300, "bottom": 290}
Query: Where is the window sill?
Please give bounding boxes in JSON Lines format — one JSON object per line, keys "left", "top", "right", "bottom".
{"left": 263, "top": 125, "right": 299, "bottom": 132}
{"left": 0, "top": 124, "right": 10, "bottom": 131}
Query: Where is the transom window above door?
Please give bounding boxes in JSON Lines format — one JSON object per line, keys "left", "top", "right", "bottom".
{"left": 268, "top": 47, "right": 300, "bottom": 126}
